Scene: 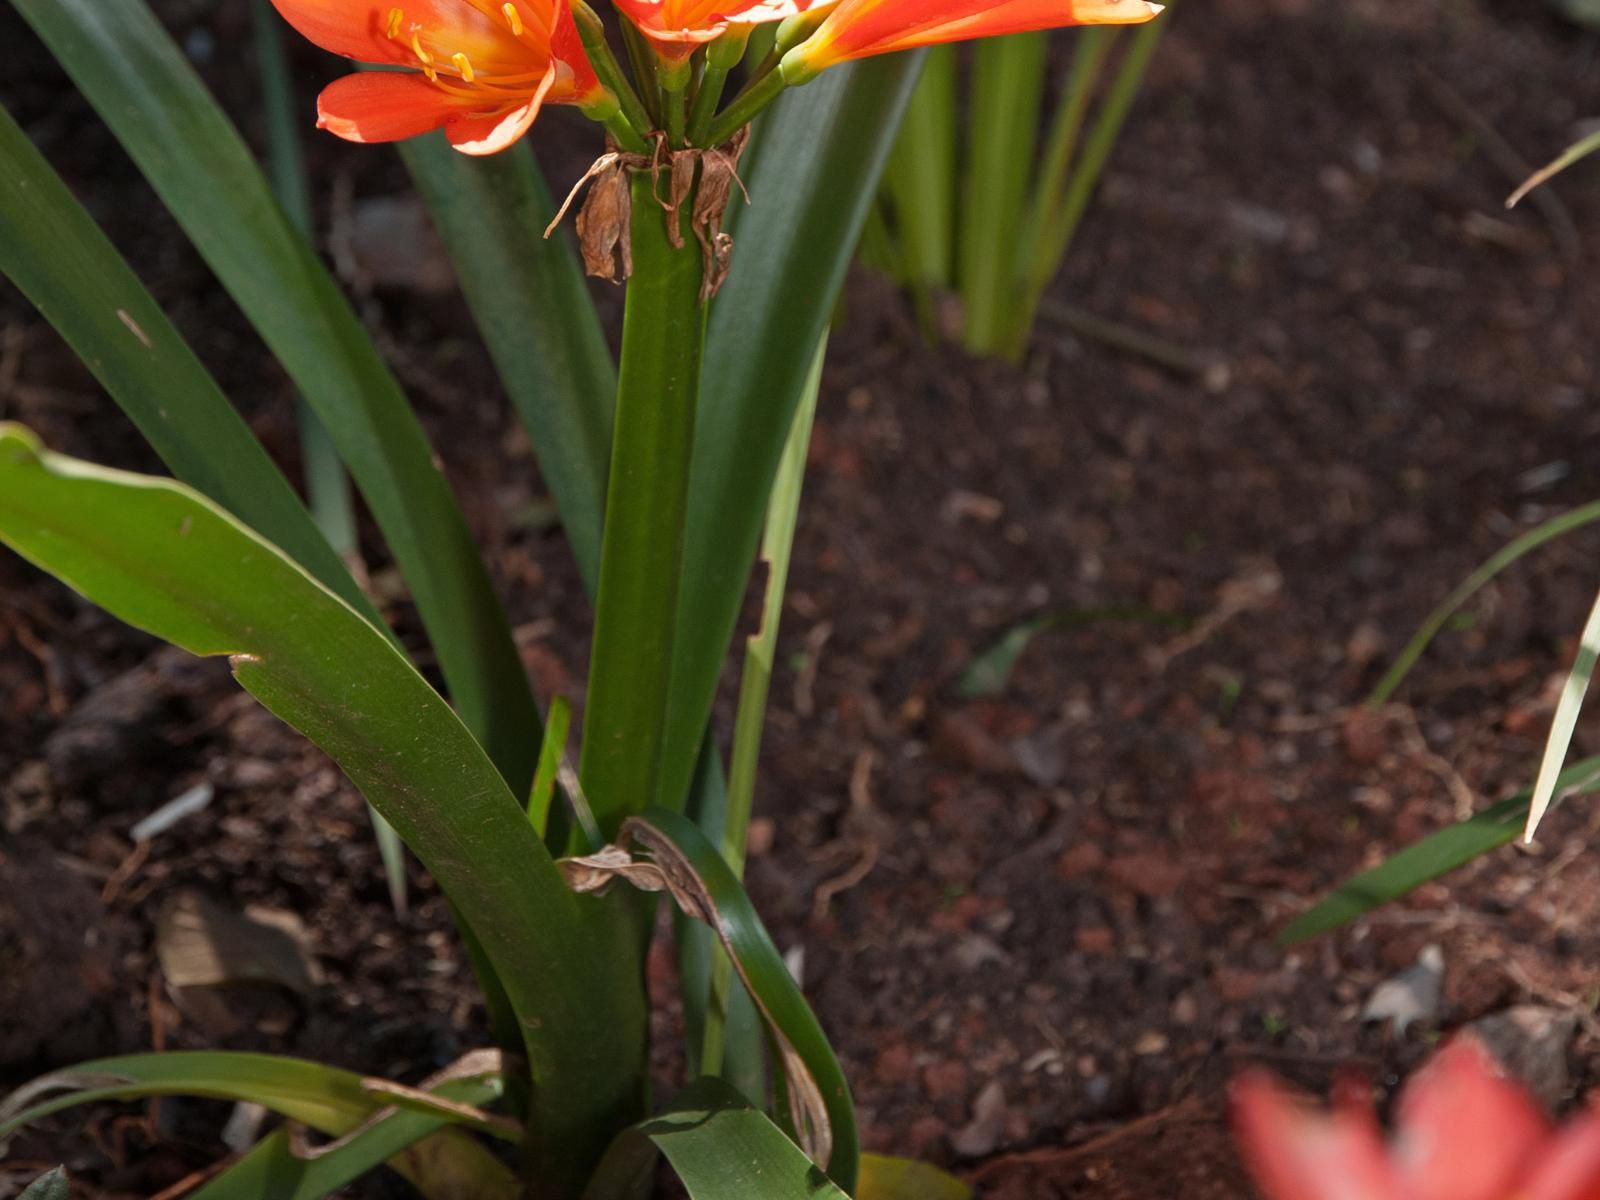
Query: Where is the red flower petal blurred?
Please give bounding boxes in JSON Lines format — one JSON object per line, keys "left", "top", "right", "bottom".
{"left": 1389, "top": 1035, "right": 1550, "bottom": 1200}
{"left": 1232, "top": 1071, "right": 1405, "bottom": 1200}
{"left": 615, "top": 0, "right": 811, "bottom": 54}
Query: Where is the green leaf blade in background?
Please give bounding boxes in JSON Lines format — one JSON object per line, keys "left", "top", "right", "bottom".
{"left": 959, "top": 32, "right": 1047, "bottom": 354}
{"left": 12, "top": 0, "right": 541, "bottom": 798}
{"left": 658, "top": 53, "right": 926, "bottom": 820}
{"left": 0, "top": 426, "right": 644, "bottom": 1198}
{"left": 0, "top": 104, "right": 370, "bottom": 626}
{"left": 397, "top": 137, "right": 616, "bottom": 594}
{"left": 18, "top": 1169, "right": 68, "bottom": 1200}
{"left": 1280, "top": 754, "right": 1600, "bottom": 943}
{"left": 883, "top": 45, "right": 957, "bottom": 294}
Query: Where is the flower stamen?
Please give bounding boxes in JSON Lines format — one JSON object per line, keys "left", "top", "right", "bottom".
{"left": 451, "top": 51, "right": 476, "bottom": 81}
{"left": 385, "top": 6, "right": 405, "bottom": 38}
{"left": 502, "top": 2, "right": 525, "bottom": 34}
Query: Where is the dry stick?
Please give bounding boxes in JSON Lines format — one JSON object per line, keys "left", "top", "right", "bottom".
{"left": 1415, "top": 66, "right": 1582, "bottom": 264}
{"left": 1038, "top": 299, "right": 1231, "bottom": 391}
{"left": 966, "top": 1096, "right": 1208, "bottom": 1183}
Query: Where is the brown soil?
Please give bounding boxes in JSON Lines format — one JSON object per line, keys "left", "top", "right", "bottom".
{"left": 5, "top": 0, "right": 1600, "bottom": 1196}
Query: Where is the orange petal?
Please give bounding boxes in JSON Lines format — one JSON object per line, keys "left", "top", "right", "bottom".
{"left": 617, "top": 0, "right": 806, "bottom": 44}
{"left": 1391, "top": 1035, "right": 1551, "bottom": 1200}
{"left": 798, "top": 0, "right": 1156, "bottom": 67}
{"left": 445, "top": 64, "right": 554, "bottom": 153}
{"left": 268, "top": 0, "right": 533, "bottom": 69}
{"left": 316, "top": 71, "right": 480, "bottom": 143}
{"left": 1232, "top": 1072, "right": 1404, "bottom": 1200}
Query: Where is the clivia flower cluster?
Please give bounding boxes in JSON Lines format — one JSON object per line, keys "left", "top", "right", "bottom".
{"left": 268, "top": 0, "right": 1163, "bottom": 155}
{"left": 1233, "top": 1035, "right": 1600, "bottom": 1200}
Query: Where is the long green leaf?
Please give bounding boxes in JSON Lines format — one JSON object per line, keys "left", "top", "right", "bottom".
{"left": 13, "top": 0, "right": 541, "bottom": 797}
{"left": 0, "top": 104, "right": 365, "bottom": 624}
{"left": 0, "top": 425, "right": 644, "bottom": 1199}
{"left": 699, "top": 338, "right": 823, "bottom": 1084}
{"left": 658, "top": 54, "right": 925, "bottom": 820}
{"left": 0, "top": 1052, "right": 495, "bottom": 1142}
{"left": 1508, "top": 127, "right": 1600, "bottom": 208}
{"left": 1280, "top": 754, "right": 1600, "bottom": 943}
{"left": 187, "top": 1078, "right": 517, "bottom": 1200}
{"left": 188, "top": 1125, "right": 516, "bottom": 1200}
{"left": 398, "top": 137, "right": 616, "bottom": 593}
{"left": 590, "top": 1077, "right": 851, "bottom": 1200}
{"left": 1368, "top": 500, "right": 1600, "bottom": 706}
{"left": 636, "top": 808, "right": 856, "bottom": 1190}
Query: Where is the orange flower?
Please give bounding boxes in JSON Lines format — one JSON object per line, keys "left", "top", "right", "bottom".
{"left": 1232, "top": 1035, "right": 1600, "bottom": 1200}
{"left": 614, "top": 0, "right": 813, "bottom": 58}
{"left": 784, "top": 0, "right": 1159, "bottom": 77}
{"left": 269, "top": 0, "right": 604, "bottom": 154}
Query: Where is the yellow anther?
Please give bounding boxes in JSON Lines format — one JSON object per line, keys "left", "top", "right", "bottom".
{"left": 502, "top": 2, "right": 524, "bottom": 34}
{"left": 411, "top": 32, "right": 434, "bottom": 64}
{"left": 451, "top": 51, "right": 475, "bottom": 81}
{"left": 385, "top": 6, "right": 404, "bottom": 37}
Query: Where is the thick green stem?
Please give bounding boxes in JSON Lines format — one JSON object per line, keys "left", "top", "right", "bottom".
{"left": 579, "top": 174, "right": 706, "bottom": 835}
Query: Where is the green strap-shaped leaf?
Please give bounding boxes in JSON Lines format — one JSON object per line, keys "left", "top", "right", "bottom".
{"left": 0, "top": 1052, "right": 500, "bottom": 1143}
{"left": 397, "top": 137, "right": 616, "bottom": 594}
{"left": 11, "top": 0, "right": 541, "bottom": 797}
{"left": 590, "top": 1077, "right": 851, "bottom": 1200}
{"left": 0, "top": 425, "right": 645, "bottom": 1196}
{"left": 186, "top": 1078, "right": 518, "bottom": 1200}
{"left": 0, "top": 104, "right": 368, "bottom": 625}
{"left": 1, "top": 1054, "right": 515, "bottom": 1200}
{"left": 658, "top": 54, "right": 926, "bottom": 819}
{"left": 635, "top": 808, "right": 857, "bottom": 1191}
{"left": 1280, "top": 753, "right": 1600, "bottom": 943}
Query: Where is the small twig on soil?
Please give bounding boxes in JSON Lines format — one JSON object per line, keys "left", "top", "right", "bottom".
{"left": 147, "top": 1159, "right": 233, "bottom": 1200}
{"left": 966, "top": 1096, "right": 1209, "bottom": 1183}
{"left": 1415, "top": 66, "right": 1582, "bottom": 264}
{"left": 792, "top": 621, "right": 832, "bottom": 718}
{"left": 1388, "top": 705, "right": 1477, "bottom": 820}
{"left": 1040, "top": 299, "right": 1232, "bottom": 392}
{"left": 100, "top": 839, "right": 152, "bottom": 907}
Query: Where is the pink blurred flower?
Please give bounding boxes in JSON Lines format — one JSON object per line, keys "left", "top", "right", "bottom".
{"left": 1233, "top": 1035, "right": 1600, "bottom": 1200}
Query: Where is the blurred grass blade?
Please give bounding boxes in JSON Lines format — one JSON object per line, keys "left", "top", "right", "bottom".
{"left": 0, "top": 104, "right": 367, "bottom": 624}
{"left": 1525, "top": 584, "right": 1600, "bottom": 841}
{"left": 959, "top": 32, "right": 1047, "bottom": 354}
{"left": 661, "top": 54, "right": 925, "bottom": 821}
{"left": 0, "top": 425, "right": 645, "bottom": 1192}
{"left": 590, "top": 1077, "right": 852, "bottom": 1200}
{"left": 18, "top": 1169, "right": 67, "bottom": 1200}
{"left": 528, "top": 696, "right": 572, "bottom": 835}
{"left": 632, "top": 809, "right": 856, "bottom": 1190}
{"left": 13, "top": 0, "right": 542, "bottom": 797}
{"left": 701, "top": 339, "right": 823, "bottom": 1081}
{"left": 1009, "top": 16, "right": 1168, "bottom": 357}
{"left": 957, "top": 606, "right": 1189, "bottom": 699}
{"left": 883, "top": 46, "right": 957, "bottom": 294}
{"left": 1508, "top": 128, "right": 1600, "bottom": 208}
{"left": 1279, "top": 754, "right": 1600, "bottom": 943}
{"left": 398, "top": 137, "right": 616, "bottom": 593}
{"left": 857, "top": 1154, "right": 971, "bottom": 1200}
{"left": 1367, "top": 501, "right": 1600, "bottom": 706}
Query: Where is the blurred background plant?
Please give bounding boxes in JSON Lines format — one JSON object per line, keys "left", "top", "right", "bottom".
{"left": 862, "top": 12, "right": 1172, "bottom": 359}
